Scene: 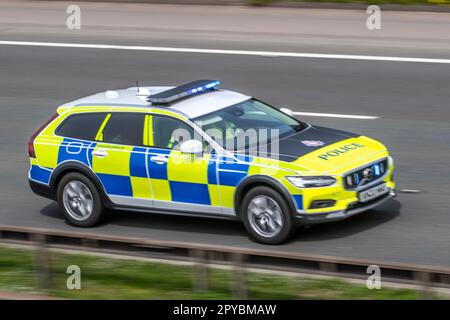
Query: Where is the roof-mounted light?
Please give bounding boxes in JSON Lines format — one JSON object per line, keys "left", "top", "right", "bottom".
{"left": 147, "top": 79, "right": 220, "bottom": 104}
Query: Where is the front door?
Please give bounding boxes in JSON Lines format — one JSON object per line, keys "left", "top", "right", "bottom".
{"left": 148, "top": 114, "right": 222, "bottom": 214}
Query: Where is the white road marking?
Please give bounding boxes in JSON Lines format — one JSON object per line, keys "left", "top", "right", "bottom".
{"left": 293, "top": 111, "right": 379, "bottom": 120}
{"left": 1, "top": 41, "right": 450, "bottom": 64}
{"left": 400, "top": 189, "right": 421, "bottom": 193}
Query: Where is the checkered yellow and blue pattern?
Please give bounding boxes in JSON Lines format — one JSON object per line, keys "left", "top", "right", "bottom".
{"left": 29, "top": 135, "right": 257, "bottom": 210}
{"left": 28, "top": 108, "right": 263, "bottom": 210}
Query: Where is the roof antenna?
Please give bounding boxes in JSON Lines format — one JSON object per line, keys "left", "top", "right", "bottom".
{"left": 135, "top": 81, "right": 150, "bottom": 98}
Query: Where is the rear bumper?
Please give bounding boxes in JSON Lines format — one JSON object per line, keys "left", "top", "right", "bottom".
{"left": 29, "top": 179, "right": 55, "bottom": 200}
{"left": 295, "top": 188, "right": 396, "bottom": 224}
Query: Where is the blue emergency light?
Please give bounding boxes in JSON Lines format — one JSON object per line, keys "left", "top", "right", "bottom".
{"left": 147, "top": 80, "right": 220, "bottom": 104}
{"left": 373, "top": 164, "right": 380, "bottom": 176}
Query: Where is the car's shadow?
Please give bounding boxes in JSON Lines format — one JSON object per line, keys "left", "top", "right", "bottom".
{"left": 40, "top": 202, "right": 245, "bottom": 237}
{"left": 40, "top": 199, "right": 401, "bottom": 243}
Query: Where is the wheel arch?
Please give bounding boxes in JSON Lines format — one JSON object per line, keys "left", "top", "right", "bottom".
{"left": 49, "top": 161, "right": 112, "bottom": 207}
{"left": 234, "top": 175, "right": 297, "bottom": 218}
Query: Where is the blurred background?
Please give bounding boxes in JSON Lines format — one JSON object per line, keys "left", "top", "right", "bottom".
{"left": 0, "top": 0, "right": 449, "bottom": 299}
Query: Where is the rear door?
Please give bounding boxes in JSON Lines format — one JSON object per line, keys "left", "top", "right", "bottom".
{"left": 91, "top": 112, "right": 150, "bottom": 207}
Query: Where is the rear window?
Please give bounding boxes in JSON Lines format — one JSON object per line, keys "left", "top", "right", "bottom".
{"left": 101, "top": 113, "right": 145, "bottom": 146}
{"left": 56, "top": 113, "right": 106, "bottom": 141}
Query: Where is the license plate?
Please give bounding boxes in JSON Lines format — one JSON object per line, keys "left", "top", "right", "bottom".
{"left": 358, "top": 183, "right": 389, "bottom": 203}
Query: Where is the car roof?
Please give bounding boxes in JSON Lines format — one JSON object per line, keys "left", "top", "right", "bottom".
{"left": 57, "top": 86, "right": 251, "bottom": 119}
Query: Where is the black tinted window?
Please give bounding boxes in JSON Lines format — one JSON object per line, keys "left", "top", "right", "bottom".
{"left": 56, "top": 113, "right": 106, "bottom": 141}
{"left": 102, "top": 113, "right": 145, "bottom": 146}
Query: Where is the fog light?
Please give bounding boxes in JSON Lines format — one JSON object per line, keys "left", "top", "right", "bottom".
{"left": 309, "top": 200, "right": 336, "bottom": 209}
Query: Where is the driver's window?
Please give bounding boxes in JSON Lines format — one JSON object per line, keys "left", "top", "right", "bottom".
{"left": 151, "top": 115, "right": 195, "bottom": 150}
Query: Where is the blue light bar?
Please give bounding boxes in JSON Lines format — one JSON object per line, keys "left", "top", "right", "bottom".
{"left": 147, "top": 80, "right": 220, "bottom": 104}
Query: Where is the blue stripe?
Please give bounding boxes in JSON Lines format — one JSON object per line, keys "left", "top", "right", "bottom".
{"left": 216, "top": 156, "right": 250, "bottom": 187}
{"left": 292, "top": 195, "right": 303, "bottom": 210}
{"left": 170, "top": 181, "right": 211, "bottom": 205}
{"left": 29, "top": 165, "right": 52, "bottom": 185}
{"left": 217, "top": 156, "right": 250, "bottom": 172}
{"left": 147, "top": 149, "right": 170, "bottom": 180}
{"left": 57, "top": 138, "right": 94, "bottom": 166}
{"left": 87, "top": 142, "right": 96, "bottom": 166}
{"left": 147, "top": 156, "right": 167, "bottom": 180}
{"left": 147, "top": 147, "right": 170, "bottom": 155}
{"left": 97, "top": 174, "right": 132, "bottom": 196}
{"left": 207, "top": 158, "right": 217, "bottom": 184}
{"left": 130, "top": 146, "right": 147, "bottom": 178}
{"left": 218, "top": 170, "right": 247, "bottom": 187}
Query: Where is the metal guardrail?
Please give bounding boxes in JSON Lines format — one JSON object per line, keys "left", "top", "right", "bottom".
{"left": 0, "top": 224, "right": 449, "bottom": 297}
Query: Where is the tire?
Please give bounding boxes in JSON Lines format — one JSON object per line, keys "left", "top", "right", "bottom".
{"left": 240, "top": 186, "right": 294, "bottom": 245}
{"left": 57, "top": 172, "right": 105, "bottom": 227}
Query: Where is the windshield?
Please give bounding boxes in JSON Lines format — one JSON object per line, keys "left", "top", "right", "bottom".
{"left": 193, "top": 99, "right": 306, "bottom": 152}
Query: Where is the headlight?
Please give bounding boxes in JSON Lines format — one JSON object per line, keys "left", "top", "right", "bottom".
{"left": 286, "top": 176, "right": 336, "bottom": 188}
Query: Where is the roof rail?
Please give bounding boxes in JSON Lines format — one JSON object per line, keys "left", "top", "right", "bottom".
{"left": 147, "top": 79, "right": 220, "bottom": 104}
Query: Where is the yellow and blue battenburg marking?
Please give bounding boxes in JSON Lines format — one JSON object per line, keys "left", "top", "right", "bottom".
{"left": 30, "top": 137, "right": 96, "bottom": 185}
{"left": 29, "top": 164, "right": 53, "bottom": 185}
{"left": 57, "top": 138, "right": 96, "bottom": 166}
{"left": 291, "top": 195, "right": 304, "bottom": 210}
{"left": 215, "top": 154, "right": 252, "bottom": 187}
{"left": 29, "top": 135, "right": 305, "bottom": 212}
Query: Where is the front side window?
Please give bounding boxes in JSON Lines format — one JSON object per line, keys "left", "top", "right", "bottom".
{"left": 101, "top": 113, "right": 145, "bottom": 146}
{"left": 152, "top": 115, "right": 195, "bottom": 150}
{"left": 56, "top": 113, "right": 107, "bottom": 141}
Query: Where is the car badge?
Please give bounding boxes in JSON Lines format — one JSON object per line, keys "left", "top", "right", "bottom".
{"left": 362, "top": 168, "right": 374, "bottom": 180}
{"left": 301, "top": 140, "right": 325, "bottom": 147}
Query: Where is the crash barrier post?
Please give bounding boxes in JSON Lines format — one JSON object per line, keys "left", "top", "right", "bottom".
{"left": 231, "top": 253, "right": 248, "bottom": 299}
{"left": 30, "top": 233, "right": 52, "bottom": 293}
{"left": 191, "top": 249, "right": 209, "bottom": 292}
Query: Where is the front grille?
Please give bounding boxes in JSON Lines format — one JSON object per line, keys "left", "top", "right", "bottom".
{"left": 344, "top": 158, "right": 388, "bottom": 190}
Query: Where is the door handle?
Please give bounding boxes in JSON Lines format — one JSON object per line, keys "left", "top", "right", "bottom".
{"left": 92, "top": 149, "right": 108, "bottom": 158}
{"left": 150, "top": 155, "right": 168, "bottom": 164}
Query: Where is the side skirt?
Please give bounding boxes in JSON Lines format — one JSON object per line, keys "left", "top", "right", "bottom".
{"left": 107, "top": 195, "right": 239, "bottom": 221}
{"left": 108, "top": 204, "right": 240, "bottom": 221}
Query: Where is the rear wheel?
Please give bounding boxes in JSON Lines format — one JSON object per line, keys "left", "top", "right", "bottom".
{"left": 57, "top": 172, "right": 105, "bottom": 227}
{"left": 241, "top": 186, "right": 294, "bottom": 244}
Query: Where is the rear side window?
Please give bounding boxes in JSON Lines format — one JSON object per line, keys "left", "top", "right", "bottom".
{"left": 102, "top": 113, "right": 145, "bottom": 146}
{"left": 56, "top": 113, "right": 106, "bottom": 141}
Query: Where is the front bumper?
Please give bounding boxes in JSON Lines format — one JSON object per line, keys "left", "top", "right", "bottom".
{"left": 295, "top": 188, "right": 396, "bottom": 224}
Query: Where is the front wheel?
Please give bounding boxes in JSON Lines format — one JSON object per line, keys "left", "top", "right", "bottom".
{"left": 241, "top": 186, "right": 294, "bottom": 245}
{"left": 57, "top": 172, "right": 105, "bottom": 227}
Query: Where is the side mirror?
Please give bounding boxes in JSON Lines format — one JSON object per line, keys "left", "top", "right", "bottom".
{"left": 180, "top": 139, "right": 203, "bottom": 155}
{"left": 280, "top": 108, "right": 294, "bottom": 116}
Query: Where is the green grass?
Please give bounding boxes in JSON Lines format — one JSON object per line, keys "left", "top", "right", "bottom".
{"left": 248, "top": 0, "right": 450, "bottom": 6}
{"left": 0, "top": 245, "right": 425, "bottom": 299}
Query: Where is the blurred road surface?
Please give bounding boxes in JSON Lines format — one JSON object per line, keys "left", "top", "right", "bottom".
{"left": 1, "top": 1, "right": 450, "bottom": 58}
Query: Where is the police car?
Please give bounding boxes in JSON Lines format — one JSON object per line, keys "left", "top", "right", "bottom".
{"left": 28, "top": 80, "right": 396, "bottom": 244}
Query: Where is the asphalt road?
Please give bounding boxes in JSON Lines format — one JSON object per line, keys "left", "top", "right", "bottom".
{"left": 1, "top": 1, "right": 450, "bottom": 267}
{"left": 1, "top": 1, "right": 450, "bottom": 58}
